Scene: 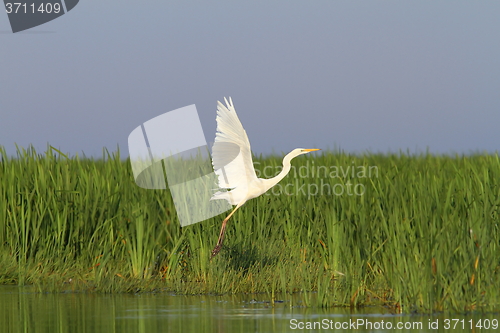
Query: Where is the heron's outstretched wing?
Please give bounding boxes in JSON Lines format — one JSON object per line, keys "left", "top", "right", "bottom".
{"left": 211, "top": 97, "right": 258, "bottom": 198}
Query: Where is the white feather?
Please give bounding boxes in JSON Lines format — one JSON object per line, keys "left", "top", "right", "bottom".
{"left": 211, "top": 98, "right": 259, "bottom": 205}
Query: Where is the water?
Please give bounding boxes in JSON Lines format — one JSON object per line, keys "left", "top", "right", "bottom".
{"left": 1, "top": 286, "right": 498, "bottom": 332}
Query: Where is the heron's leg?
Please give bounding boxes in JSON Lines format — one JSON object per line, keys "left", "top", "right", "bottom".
{"left": 211, "top": 203, "right": 242, "bottom": 258}
{"left": 211, "top": 217, "right": 229, "bottom": 257}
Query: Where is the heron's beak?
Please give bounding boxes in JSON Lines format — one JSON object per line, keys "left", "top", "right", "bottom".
{"left": 303, "top": 149, "right": 321, "bottom": 152}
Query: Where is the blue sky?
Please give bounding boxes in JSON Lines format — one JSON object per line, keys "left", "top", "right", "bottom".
{"left": 1, "top": 1, "right": 499, "bottom": 157}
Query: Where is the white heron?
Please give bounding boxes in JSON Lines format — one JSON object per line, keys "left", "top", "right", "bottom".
{"left": 210, "top": 97, "right": 320, "bottom": 257}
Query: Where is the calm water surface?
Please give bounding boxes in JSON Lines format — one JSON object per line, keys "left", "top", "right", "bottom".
{"left": 1, "top": 286, "right": 498, "bottom": 332}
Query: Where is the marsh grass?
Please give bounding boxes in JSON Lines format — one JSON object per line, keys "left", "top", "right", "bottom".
{"left": 1, "top": 145, "right": 499, "bottom": 312}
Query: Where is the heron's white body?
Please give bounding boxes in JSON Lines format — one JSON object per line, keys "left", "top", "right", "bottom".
{"left": 211, "top": 176, "right": 281, "bottom": 206}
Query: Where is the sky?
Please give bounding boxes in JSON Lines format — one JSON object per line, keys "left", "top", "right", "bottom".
{"left": 1, "top": 1, "right": 499, "bottom": 157}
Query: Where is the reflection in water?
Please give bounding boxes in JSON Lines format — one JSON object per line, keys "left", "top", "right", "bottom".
{"left": 0, "top": 286, "right": 497, "bottom": 332}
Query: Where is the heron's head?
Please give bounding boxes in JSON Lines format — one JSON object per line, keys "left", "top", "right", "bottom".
{"left": 288, "top": 148, "right": 320, "bottom": 159}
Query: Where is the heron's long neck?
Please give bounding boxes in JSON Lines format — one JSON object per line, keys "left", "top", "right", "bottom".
{"left": 263, "top": 153, "right": 294, "bottom": 188}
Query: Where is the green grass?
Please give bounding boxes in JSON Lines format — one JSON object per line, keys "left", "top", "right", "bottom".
{"left": 1, "top": 145, "right": 499, "bottom": 313}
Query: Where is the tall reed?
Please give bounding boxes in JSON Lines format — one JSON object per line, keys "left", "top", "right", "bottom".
{"left": 1, "top": 145, "right": 498, "bottom": 312}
